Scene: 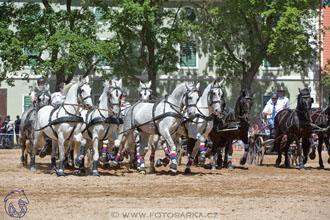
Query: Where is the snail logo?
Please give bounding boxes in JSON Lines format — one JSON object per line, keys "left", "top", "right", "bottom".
{"left": 4, "top": 190, "right": 29, "bottom": 218}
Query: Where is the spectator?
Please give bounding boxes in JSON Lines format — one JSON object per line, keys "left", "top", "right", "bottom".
{"left": 14, "top": 115, "right": 21, "bottom": 145}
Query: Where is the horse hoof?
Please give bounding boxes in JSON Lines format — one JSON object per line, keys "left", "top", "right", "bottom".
{"left": 139, "top": 170, "right": 146, "bottom": 175}
{"left": 19, "top": 162, "right": 24, "bottom": 167}
{"left": 211, "top": 166, "right": 216, "bottom": 171}
{"left": 78, "top": 168, "right": 86, "bottom": 176}
{"left": 92, "top": 170, "right": 100, "bottom": 177}
{"left": 276, "top": 158, "right": 281, "bottom": 166}
{"left": 148, "top": 167, "right": 156, "bottom": 174}
{"left": 198, "top": 155, "right": 206, "bottom": 163}
{"left": 240, "top": 157, "right": 246, "bottom": 165}
{"left": 155, "top": 159, "right": 163, "bottom": 168}
{"left": 320, "top": 164, "right": 324, "bottom": 169}
{"left": 110, "top": 161, "right": 119, "bottom": 168}
{"left": 57, "top": 171, "right": 66, "bottom": 177}
{"left": 99, "top": 156, "right": 109, "bottom": 163}
{"left": 185, "top": 168, "right": 191, "bottom": 174}
{"left": 299, "top": 166, "right": 305, "bottom": 170}
{"left": 50, "top": 168, "right": 57, "bottom": 174}
{"left": 309, "top": 152, "right": 316, "bottom": 160}
{"left": 30, "top": 166, "right": 36, "bottom": 171}
{"left": 228, "top": 164, "right": 233, "bottom": 170}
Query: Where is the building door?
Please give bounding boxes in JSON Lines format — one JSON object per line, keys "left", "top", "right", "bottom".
{"left": 0, "top": 89, "right": 7, "bottom": 121}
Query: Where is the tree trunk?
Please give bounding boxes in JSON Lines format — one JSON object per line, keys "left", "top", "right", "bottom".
{"left": 148, "top": 71, "right": 157, "bottom": 98}
{"left": 241, "top": 62, "right": 262, "bottom": 91}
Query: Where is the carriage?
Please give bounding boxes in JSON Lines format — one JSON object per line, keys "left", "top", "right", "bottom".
{"left": 248, "top": 114, "right": 299, "bottom": 166}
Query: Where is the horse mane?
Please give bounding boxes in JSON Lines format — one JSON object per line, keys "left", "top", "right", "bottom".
{"left": 169, "top": 83, "right": 192, "bottom": 100}
{"left": 63, "top": 78, "right": 79, "bottom": 96}
{"left": 99, "top": 81, "right": 110, "bottom": 102}
{"left": 234, "top": 89, "right": 249, "bottom": 115}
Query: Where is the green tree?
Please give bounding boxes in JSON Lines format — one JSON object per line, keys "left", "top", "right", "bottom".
{"left": 0, "top": 0, "right": 118, "bottom": 89}
{"left": 193, "top": 0, "right": 320, "bottom": 90}
{"left": 103, "top": 0, "right": 189, "bottom": 96}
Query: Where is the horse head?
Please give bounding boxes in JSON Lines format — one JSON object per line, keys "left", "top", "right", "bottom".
{"left": 107, "top": 78, "right": 123, "bottom": 116}
{"left": 207, "top": 79, "right": 225, "bottom": 115}
{"left": 36, "top": 85, "right": 51, "bottom": 109}
{"left": 181, "top": 82, "right": 200, "bottom": 119}
{"left": 237, "top": 89, "right": 254, "bottom": 122}
{"left": 138, "top": 81, "right": 152, "bottom": 101}
{"left": 297, "top": 87, "right": 313, "bottom": 118}
{"left": 76, "top": 76, "right": 93, "bottom": 109}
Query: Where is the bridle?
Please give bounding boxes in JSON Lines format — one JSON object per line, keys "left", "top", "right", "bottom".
{"left": 77, "top": 83, "right": 92, "bottom": 108}
{"left": 239, "top": 95, "right": 253, "bottom": 121}
{"left": 182, "top": 88, "right": 201, "bottom": 109}
{"left": 139, "top": 87, "right": 152, "bottom": 100}
{"left": 207, "top": 85, "right": 224, "bottom": 111}
{"left": 107, "top": 85, "right": 122, "bottom": 114}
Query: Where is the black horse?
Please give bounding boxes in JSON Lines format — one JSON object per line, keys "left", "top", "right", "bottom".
{"left": 206, "top": 89, "right": 254, "bottom": 169}
{"left": 274, "top": 88, "right": 314, "bottom": 169}
{"left": 309, "top": 93, "right": 330, "bottom": 168}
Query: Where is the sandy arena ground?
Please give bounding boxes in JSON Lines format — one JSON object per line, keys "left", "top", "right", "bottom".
{"left": 0, "top": 149, "right": 329, "bottom": 220}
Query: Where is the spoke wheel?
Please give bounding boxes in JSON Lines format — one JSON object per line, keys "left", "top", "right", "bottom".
{"left": 248, "top": 137, "right": 254, "bottom": 165}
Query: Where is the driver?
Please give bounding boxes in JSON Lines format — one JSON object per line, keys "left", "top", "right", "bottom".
{"left": 262, "top": 93, "right": 281, "bottom": 134}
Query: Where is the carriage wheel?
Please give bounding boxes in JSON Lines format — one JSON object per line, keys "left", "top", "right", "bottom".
{"left": 255, "top": 137, "right": 265, "bottom": 166}
{"left": 248, "top": 138, "right": 254, "bottom": 165}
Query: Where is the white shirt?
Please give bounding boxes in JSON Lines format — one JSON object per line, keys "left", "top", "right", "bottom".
{"left": 51, "top": 92, "right": 65, "bottom": 105}
{"left": 263, "top": 102, "right": 282, "bottom": 119}
{"left": 267, "top": 96, "right": 290, "bottom": 111}
{"left": 120, "top": 100, "right": 131, "bottom": 117}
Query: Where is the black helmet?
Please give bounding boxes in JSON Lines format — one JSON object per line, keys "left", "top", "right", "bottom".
{"left": 277, "top": 86, "right": 285, "bottom": 92}
{"left": 37, "top": 77, "right": 46, "bottom": 84}
{"left": 271, "top": 93, "right": 278, "bottom": 99}
{"left": 122, "top": 91, "right": 127, "bottom": 97}
{"left": 58, "top": 82, "right": 65, "bottom": 89}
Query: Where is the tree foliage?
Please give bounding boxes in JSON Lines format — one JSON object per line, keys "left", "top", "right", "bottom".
{"left": 193, "top": 0, "right": 320, "bottom": 90}
{"left": 0, "top": 0, "right": 118, "bottom": 88}
{"left": 102, "top": 0, "right": 190, "bottom": 95}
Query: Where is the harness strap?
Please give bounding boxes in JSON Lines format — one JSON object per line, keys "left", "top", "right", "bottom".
{"left": 152, "top": 99, "right": 162, "bottom": 135}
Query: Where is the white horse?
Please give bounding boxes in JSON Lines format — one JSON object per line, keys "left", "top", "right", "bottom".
{"left": 77, "top": 79, "right": 123, "bottom": 176}
{"left": 32, "top": 76, "right": 93, "bottom": 176}
{"left": 112, "top": 82, "right": 200, "bottom": 173}
{"left": 20, "top": 85, "right": 51, "bottom": 166}
{"left": 178, "top": 80, "right": 225, "bottom": 173}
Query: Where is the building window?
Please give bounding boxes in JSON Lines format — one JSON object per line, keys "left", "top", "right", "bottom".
{"left": 95, "top": 7, "right": 106, "bottom": 23}
{"left": 23, "top": 49, "right": 39, "bottom": 66}
{"left": 263, "top": 57, "right": 280, "bottom": 68}
{"left": 180, "top": 42, "right": 197, "bottom": 68}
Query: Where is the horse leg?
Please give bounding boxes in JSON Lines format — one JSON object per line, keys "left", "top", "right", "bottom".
{"left": 239, "top": 135, "right": 249, "bottom": 165}
{"left": 134, "top": 129, "right": 142, "bottom": 171}
{"left": 148, "top": 138, "right": 157, "bottom": 174}
{"left": 30, "top": 131, "right": 44, "bottom": 171}
{"left": 111, "top": 130, "right": 131, "bottom": 168}
{"left": 317, "top": 136, "right": 324, "bottom": 169}
{"left": 309, "top": 134, "right": 317, "bottom": 160}
{"left": 302, "top": 137, "right": 309, "bottom": 165}
{"left": 296, "top": 137, "right": 304, "bottom": 170}
{"left": 155, "top": 141, "right": 170, "bottom": 168}
{"left": 56, "top": 131, "right": 69, "bottom": 176}
{"left": 90, "top": 136, "right": 100, "bottom": 176}
{"left": 50, "top": 140, "right": 57, "bottom": 174}
{"left": 160, "top": 129, "right": 178, "bottom": 173}
{"left": 226, "top": 142, "right": 234, "bottom": 169}
{"left": 138, "top": 133, "right": 149, "bottom": 174}
{"left": 20, "top": 133, "right": 26, "bottom": 166}
{"left": 275, "top": 135, "right": 282, "bottom": 166}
